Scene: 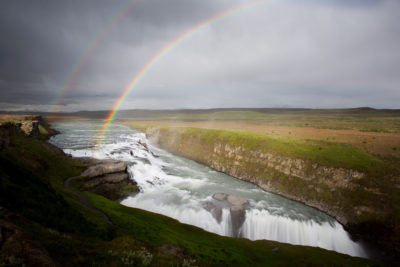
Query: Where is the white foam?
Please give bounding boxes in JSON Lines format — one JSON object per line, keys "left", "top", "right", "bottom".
{"left": 241, "top": 209, "right": 366, "bottom": 257}
{"left": 50, "top": 121, "right": 368, "bottom": 258}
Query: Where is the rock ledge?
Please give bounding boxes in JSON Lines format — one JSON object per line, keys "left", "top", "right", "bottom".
{"left": 203, "top": 193, "right": 248, "bottom": 237}
{"left": 78, "top": 158, "right": 138, "bottom": 201}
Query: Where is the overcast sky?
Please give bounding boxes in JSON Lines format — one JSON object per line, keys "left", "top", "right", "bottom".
{"left": 0, "top": 0, "right": 399, "bottom": 112}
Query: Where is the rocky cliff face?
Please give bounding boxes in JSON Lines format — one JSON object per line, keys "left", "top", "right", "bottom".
{"left": 0, "top": 115, "right": 58, "bottom": 139}
{"left": 147, "top": 127, "right": 398, "bottom": 223}
{"left": 146, "top": 127, "right": 400, "bottom": 257}
{"left": 146, "top": 127, "right": 366, "bottom": 225}
{"left": 78, "top": 158, "right": 138, "bottom": 201}
{"left": 209, "top": 143, "right": 369, "bottom": 225}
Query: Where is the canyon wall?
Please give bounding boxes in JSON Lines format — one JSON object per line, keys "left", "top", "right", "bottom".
{"left": 145, "top": 127, "right": 373, "bottom": 225}
{"left": 143, "top": 127, "right": 400, "bottom": 258}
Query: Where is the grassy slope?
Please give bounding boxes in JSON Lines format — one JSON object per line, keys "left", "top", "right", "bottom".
{"left": 0, "top": 131, "right": 96, "bottom": 235}
{"left": 0, "top": 126, "right": 378, "bottom": 265}
{"left": 182, "top": 127, "right": 387, "bottom": 173}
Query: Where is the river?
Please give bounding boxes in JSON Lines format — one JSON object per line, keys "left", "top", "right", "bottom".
{"left": 50, "top": 120, "right": 367, "bottom": 258}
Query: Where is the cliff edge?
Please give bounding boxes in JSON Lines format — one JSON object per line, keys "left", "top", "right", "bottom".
{"left": 145, "top": 126, "right": 400, "bottom": 258}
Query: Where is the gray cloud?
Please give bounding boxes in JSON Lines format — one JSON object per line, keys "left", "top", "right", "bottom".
{"left": 0, "top": 0, "right": 399, "bottom": 111}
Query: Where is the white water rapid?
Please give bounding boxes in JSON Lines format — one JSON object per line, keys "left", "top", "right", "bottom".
{"left": 50, "top": 121, "right": 367, "bottom": 258}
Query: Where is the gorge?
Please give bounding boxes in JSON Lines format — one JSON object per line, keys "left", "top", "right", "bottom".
{"left": 50, "top": 121, "right": 369, "bottom": 258}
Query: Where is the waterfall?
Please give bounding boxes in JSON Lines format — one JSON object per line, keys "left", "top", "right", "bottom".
{"left": 241, "top": 209, "right": 366, "bottom": 257}
{"left": 50, "top": 121, "right": 368, "bottom": 258}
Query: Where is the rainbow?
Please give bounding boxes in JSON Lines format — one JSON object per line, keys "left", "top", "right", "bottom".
{"left": 97, "top": 0, "right": 266, "bottom": 144}
{"left": 49, "top": 0, "right": 136, "bottom": 115}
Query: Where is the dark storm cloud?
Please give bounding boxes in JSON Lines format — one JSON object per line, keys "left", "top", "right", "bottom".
{"left": 0, "top": 0, "right": 399, "bottom": 111}
{"left": 286, "top": 0, "right": 382, "bottom": 7}
{"left": 0, "top": 0, "right": 104, "bottom": 81}
{"left": 0, "top": 80, "right": 48, "bottom": 104}
{"left": 0, "top": 0, "right": 126, "bottom": 107}
{"left": 0, "top": 0, "right": 235, "bottom": 109}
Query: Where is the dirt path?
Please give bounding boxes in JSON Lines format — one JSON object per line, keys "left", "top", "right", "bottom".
{"left": 64, "top": 176, "right": 113, "bottom": 226}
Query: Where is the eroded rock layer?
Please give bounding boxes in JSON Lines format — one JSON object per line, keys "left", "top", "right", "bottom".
{"left": 79, "top": 158, "right": 138, "bottom": 201}
{"left": 145, "top": 127, "right": 400, "bottom": 257}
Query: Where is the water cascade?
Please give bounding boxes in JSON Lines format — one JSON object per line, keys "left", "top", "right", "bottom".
{"left": 50, "top": 121, "right": 367, "bottom": 258}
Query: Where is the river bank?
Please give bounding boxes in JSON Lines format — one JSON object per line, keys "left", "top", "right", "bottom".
{"left": 50, "top": 120, "right": 368, "bottom": 257}
{"left": 134, "top": 125, "right": 400, "bottom": 258}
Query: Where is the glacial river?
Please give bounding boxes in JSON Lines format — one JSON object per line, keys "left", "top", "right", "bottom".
{"left": 50, "top": 121, "right": 367, "bottom": 258}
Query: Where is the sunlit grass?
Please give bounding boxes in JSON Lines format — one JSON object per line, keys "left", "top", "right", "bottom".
{"left": 169, "top": 127, "right": 386, "bottom": 174}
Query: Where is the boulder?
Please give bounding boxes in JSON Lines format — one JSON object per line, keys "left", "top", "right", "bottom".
{"left": 207, "top": 193, "right": 249, "bottom": 237}
{"left": 229, "top": 205, "right": 247, "bottom": 237}
{"left": 78, "top": 158, "right": 138, "bottom": 201}
{"left": 212, "top": 193, "right": 248, "bottom": 209}
{"left": 212, "top": 193, "right": 228, "bottom": 201}
{"left": 227, "top": 194, "right": 248, "bottom": 207}
{"left": 203, "top": 202, "right": 223, "bottom": 223}
{"left": 81, "top": 160, "right": 127, "bottom": 178}
{"left": 138, "top": 141, "right": 149, "bottom": 152}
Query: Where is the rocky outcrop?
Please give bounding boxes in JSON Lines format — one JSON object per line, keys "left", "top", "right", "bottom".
{"left": 0, "top": 115, "right": 58, "bottom": 139}
{"left": 208, "top": 145, "right": 363, "bottom": 224}
{"left": 20, "top": 120, "right": 40, "bottom": 137}
{"left": 204, "top": 193, "right": 248, "bottom": 237}
{"left": 79, "top": 158, "right": 138, "bottom": 201}
{"left": 215, "top": 193, "right": 248, "bottom": 237}
{"left": 81, "top": 159, "right": 127, "bottom": 178}
{"left": 203, "top": 202, "right": 223, "bottom": 223}
{"left": 213, "top": 143, "right": 364, "bottom": 187}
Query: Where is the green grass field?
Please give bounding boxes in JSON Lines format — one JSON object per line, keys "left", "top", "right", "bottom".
{"left": 119, "top": 107, "right": 400, "bottom": 160}
{"left": 44, "top": 107, "right": 400, "bottom": 133}
{"left": 181, "top": 127, "right": 387, "bottom": 173}
{"left": 112, "top": 108, "right": 400, "bottom": 133}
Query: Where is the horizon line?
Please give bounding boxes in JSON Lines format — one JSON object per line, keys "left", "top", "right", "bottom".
{"left": 3, "top": 106, "right": 400, "bottom": 115}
